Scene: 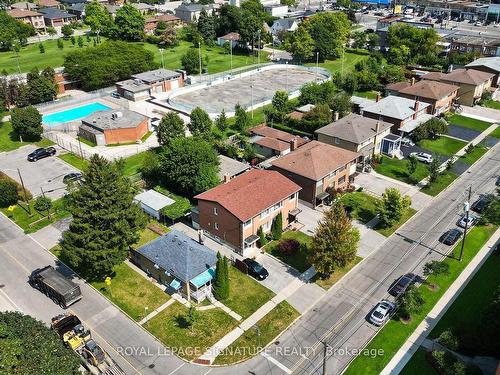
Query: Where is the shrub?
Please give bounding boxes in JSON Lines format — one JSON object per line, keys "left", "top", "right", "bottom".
{"left": 0, "top": 172, "right": 32, "bottom": 202}
{"left": 465, "top": 144, "right": 474, "bottom": 154}
{"left": 0, "top": 180, "right": 19, "bottom": 207}
{"left": 437, "top": 329, "right": 459, "bottom": 351}
{"left": 34, "top": 196, "right": 52, "bottom": 213}
{"left": 277, "top": 238, "right": 300, "bottom": 256}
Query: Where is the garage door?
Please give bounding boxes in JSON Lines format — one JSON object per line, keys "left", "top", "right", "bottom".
{"left": 170, "top": 79, "right": 179, "bottom": 90}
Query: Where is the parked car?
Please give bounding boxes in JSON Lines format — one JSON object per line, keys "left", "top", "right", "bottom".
{"left": 475, "top": 21, "right": 483, "bottom": 26}
{"left": 111, "top": 91, "right": 120, "bottom": 99}
{"left": 243, "top": 258, "right": 269, "bottom": 280}
{"left": 389, "top": 274, "right": 415, "bottom": 297}
{"left": 458, "top": 214, "right": 478, "bottom": 229}
{"left": 63, "top": 172, "right": 83, "bottom": 184}
{"left": 471, "top": 196, "right": 491, "bottom": 214}
{"left": 440, "top": 228, "right": 462, "bottom": 245}
{"left": 401, "top": 138, "right": 415, "bottom": 147}
{"left": 27, "top": 147, "right": 56, "bottom": 161}
{"left": 369, "top": 300, "right": 395, "bottom": 326}
{"left": 409, "top": 152, "right": 433, "bottom": 164}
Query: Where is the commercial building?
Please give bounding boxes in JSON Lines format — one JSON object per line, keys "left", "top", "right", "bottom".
{"left": 116, "top": 69, "right": 184, "bottom": 101}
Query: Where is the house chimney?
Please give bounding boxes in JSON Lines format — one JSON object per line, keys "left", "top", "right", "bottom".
{"left": 411, "top": 77, "right": 415, "bottom": 86}
{"left": 413, "top": 99, "right": 420, "bottom": 120}
{"left": 223, "top": 174, "right": 230, "bottom": 183}
{"left": 375, "top": 121, "right": 380, "bottom": 134}
{"left": 449, "top": 64, "right": 454, "bottom": 73}
{"left": 198, "top": 229, "right": 204, "bottom": 245}
{"left": 290, "top": 137, "right": 298, "bottom": 151}
{"left": 376, "top": 93, "right": 381, "bottom": 102}
{"left": 334, "top": 112, "right": 339, "bottom": 122}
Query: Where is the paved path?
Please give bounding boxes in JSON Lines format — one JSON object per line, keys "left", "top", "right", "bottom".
{"left": 381, "top": 228, "right": 499, "bottom": 375}
{"left": 138, "top": 299, "right": 176, "bottom": 325}
{"left": 460, "top": 105, "right": 500, "bottom": 123}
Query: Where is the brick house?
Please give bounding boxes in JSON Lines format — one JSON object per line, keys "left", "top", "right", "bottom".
{"left": 116, "top": 69, "right": 184, "bottom": 101}
{"left": 270, "top": 141, "right": 360, "bottom": 207}
{"left": 144, "top": 14, "right": 182, "bottom": 35}
{"left": 385, "top": 79, "right": 459, "bottom": 115}
{"left": 38, "top": 7, "right": 76, "bottom": 27}
{"left": 79, "top": 108, "right": 149, "bottom": 146}
{"left": 248, "top": 124, "right": 309, "bottom": 158}
{"left": 466, "top": 57, "right": 500, "bottom": 86}
{"left": 194, "top": 169, "right": 301, "bottom": 254}
{"left": 7, "top": 9, "right": 46, "bottom": 31}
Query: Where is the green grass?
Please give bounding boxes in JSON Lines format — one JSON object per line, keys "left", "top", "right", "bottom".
{"left": 459, "top": 145, "right": 488, "bottom": 165}
{"left": 91, "top": 262, "right": 170, "bottom": 322}
{"left": 400, "top": 348, "right": 436, "bottom": 375}
{"left": 305, "top": 49, "right": 370, "bottom": 75}
{"left": 220, "top": 266, "right": 275, "bottom": 319}
{"left": 58, "top": 152, "right": 90, "bottom": 171}
{"left": 141, "top": 131, "right": 153, "bottom": 142}
{"left": 132, "top": 226, "right": 161, "bottom": 250}
{"left": 353, "top": 90, "right": 379, "bottom": 100}
{"left": 265, "top": 231, "right": 312, "bottom": 273}
{"left": 0, "top": 121, "right": 54, "bottom": 152}
{"left": 144, "top": 301, "right": 238, "bottom": 361}
{"left": 480, "top": 99, "right": 500, "bottom": 110}
{"left": 1, "top": 197, "right": 70, "bottom": 233}
{"left": 314, "top": 256, "right": 363, "bottom": 290}
{"left": 447, "top": 114, "right": 492, "bottom": 132}
{"left": 375, "top": 208, "right": 417, "bottom": 237}
{"left": 344, "top": 225, "right": 498, "bottom": 375}
{"left": 420, "top": 171, "right": 459, "bottom": 196}
{"left": 340, "top": 192, "right": 379, "bottom": 223}
{"left": 213, "top": 301, "right": 300, "bottom": 364}
{"left": 489, "top": 126, "right": 500, "bottom": 139}
{"left": 418, "top": 136, "right": 467, "bottom": 157}
{"left": 77, "top": 136, "right": 96, "bottom": 147}
{"left": 374, "top": 156, "right": 429, "bottom": 185}
{"left": 121, "top": 151, "right": 147, "bottom": 177}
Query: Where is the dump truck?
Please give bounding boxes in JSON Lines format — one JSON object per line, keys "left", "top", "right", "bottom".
{"left": 51, "top": 312, "right": 125, "bottom": 375}
{"left": 29, "top": 265, "right": 82, "bottom": 308}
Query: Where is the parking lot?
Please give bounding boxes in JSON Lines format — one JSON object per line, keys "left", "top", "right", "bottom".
{"left": 0, "top": 145, "right": 79, "bottom": 199}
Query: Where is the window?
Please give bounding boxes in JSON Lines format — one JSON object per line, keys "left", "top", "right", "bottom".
{"left": 334, "top": 137, "right": 340, "bottom": 144}
{"left": 289, "top": 193, "right": 296, "bottom": 201}
{"left": 243, "top": 219, "right": 252, "bottom": 228}
{"left": 273, "top": 201, "right": 282, "bottom": 211}
{"left": 213, "top": 207, "right": 218, "bottom": 215}
{"left": 260, "top": 208, "right": 270, "bottom": 218}
{"left": 338, "top": 176, "right": 346, "bottom": 185}
{"left": 263, "top": 221, "right": 271, "bottom": 232}
{"left": 214, "top": 222, "right": 219, "bottom": 230}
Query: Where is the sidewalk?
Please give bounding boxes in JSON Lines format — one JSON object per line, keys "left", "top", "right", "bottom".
{"left": 380, "top": 228, "right": 499, "bottom": 375}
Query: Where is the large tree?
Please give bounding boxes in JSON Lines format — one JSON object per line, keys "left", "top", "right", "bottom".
{"left": 377, "top": 188, "right": 411, "bottom": 228}
{"left": 157, "top": 112, "right": 185, "bottom": 146}
{"left": 11, "top": 105, "right": 42, "bottom": 140}
{"left": 285, "top": 25, "right": 315, "bottom": 62}
{"left": 158, "top": 137, "right": 219, "bottom": 197}
{"left": 112, "top": 4, "right": 145, "bottom": 41}
{"left": 0, "top": 311, "right": 81, "bottom": 375}
{"left": 181, "top": 48, "right": 201, "bottom": 75}
{"left": 309, "top": 202, "right": 360, "bottom": 275}
{"left": 0, "top": 11, "right": 35, "bottom": 52}
{"left": 188, "top": 107, "right": 212, "bottom": 135}
{"left": 60, "top": 155, "right": 147, "bottom": 280}
{"left": 303, "top": 12, "right": 350, "bottom": 60}
{"left": 387, "top": 23, "right": 440, "bottom": 65}
{"left": 216, "top": 4, "right": 242, "bottom": 36}
{"left": 213, "top": 252, "right": 229, "bottom": 300}
{"left": 197, "top": 9, "right": 216, "bottom": 44}
{"left": 84, "top": 0, "right": 112, "bottom": 34}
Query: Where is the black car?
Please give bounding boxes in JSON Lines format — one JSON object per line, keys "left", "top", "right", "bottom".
{"left": 242, "top": 258, "right": 269, "bottom": 280}
{"left": 389, "top": 274, "right": 415, "bottom": 297}
{"left": 63, "top": 172, "right": 83, "bottom": 184}
{"left": 27, "top": 147, "right": 56, "bottom": 161}
{"left": 440, "top": 228, "right": 462, "bottom": 245}
{"left": 471, "top": 196, "right": 491, "bottom": 214}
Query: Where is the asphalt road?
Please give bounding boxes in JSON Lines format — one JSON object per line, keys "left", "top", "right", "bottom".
{"left": 0, "top": 143, "right": 498, "bottom": 375}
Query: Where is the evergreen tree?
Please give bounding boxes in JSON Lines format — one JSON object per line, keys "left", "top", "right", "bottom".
{"left": 257, "top": 225, "right": 266, "bottom": 247}
{"left": 77, "top": 36, "right": 83, "bottom": 48}
{"left": 213, "top": 252, "right": 229, "bottom": 300}
{"left": 271, "top": 212, "right": 283, "bottom": 240}
{"left": 38, "top": 43, "right": 45, "bottom": 53}
{"left": 57, "top": 38, "right": 64, "bottom": 49}
{"left": 428, "top": 157, "right": 440, "bottom": 184}
{"left": 188, "top": 107, "right": 212, "bottom": 135}
{"left": 197, "top": 9, "right": 216, "bottom": 44}
{"left": 60, "top": 155, "right": 147, "bottom": 280}
{"left": 234, "top": 104, "right": 250, "bottom": 132}
{"left": 215, "top": 109, "right": 227, "bottom": 132}
{"left": 309, "top": 202, "right": 360, "bottom": 275}
{"left": 157, "top": 112, "right": 185, "bottom": 146}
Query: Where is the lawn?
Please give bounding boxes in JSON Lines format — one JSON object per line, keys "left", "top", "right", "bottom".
{"left": 374, "top": 156, "right": 429, "bottom": 185}
{"left": 374, "top": 207, "right": 417, "bottom": 237}
{"left": 213, "top": 301, "right": 300, "bottom": 365}
{"left": 0, "top": 121, "right": 54, "bottom": 152}
{"left": 418, "top": 136, "right": 467, "bottom": 157}
{"left": 58, "top": 152, "right": 90, "bottom": 171}
{"left": 1, "top": 197, "right": 70, "bottom": 233}
{"left": 447, "top": 114, "right": 492, "bottom": 132}
{"left": 265, "top": 230, "right": 312, "bottom": 273}
{"left": 314, "top": 256, "right": 363, "bottom": 290}
{"left": 221, "top": 266, "right": 276, "bottom": 319}
{"left": 459, "top": 144, "right": 488, "bottom": 165}
{"left": 480, "top": 99, "right": 500, "bottom": 110}
{"left": 132, "top": 226, "right": 161, "bottom": 250}
{"left": 143, "top": 301, "right": 238, "bottom": 361}
{"left": 340, "top": 192, "right": 379, "bottom": 223}
{"left": 400, "top": 348, "right": 436, "bottom": 375}
{"left": 91, "top": 262, "right": 170, "bottom": 322}
{"left": 420, "top": 171, "right": 458, "bottom": 197}
{"left": 305, "top": 49, "right": 370, "bottom": 75}
{"left": 489, "top": 126, "right": 500, "bottom": 139}
{"left": 353, "top": 90, "right": 379, "bottom": 100}
{"left": 344, "top": 225, "right": 498, "bottom": 375}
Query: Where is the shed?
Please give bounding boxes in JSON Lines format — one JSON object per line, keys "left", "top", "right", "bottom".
{"left": 134, "top": 189, "right": 175, "bottom": 219}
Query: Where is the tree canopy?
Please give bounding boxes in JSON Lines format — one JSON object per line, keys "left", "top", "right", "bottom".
{"left": 189, "top": 107, "right": 212, "bottom": 135}
{"left": 84, "top": 0, "right": 113, "bottom": 33}
{"left": 11, "top": 106, "right": 42, "bottom": 140}
{"left": 0, "top": 11, "right": 35, "bottom": 51}
{"left": 387, "top": 23, "right": 441, "bottom": 65}
{"left": 157, "top": 112, "right": 185, "bottom": 146}
{"left": 112, "top": 4, "right": 145, "bottom": 41}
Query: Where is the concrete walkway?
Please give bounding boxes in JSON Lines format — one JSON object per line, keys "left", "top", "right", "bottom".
{"left": 460, "top": 105, "right": 500, "bottom": 123}
{"left": 380, "top": 228, "right": 500, "bottom": 375}
{"left": 138, "top": 298, "right": 176, "bottom": 325}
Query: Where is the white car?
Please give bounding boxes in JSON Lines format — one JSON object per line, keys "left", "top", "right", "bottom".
{"left": 409, "top": 152, "right": 433, "bottom": 164}
{"left": 369, "top": 300, "right": 395, "bottom": 326}
{"left": 401, "top": 138, "right": 415, "bottom": 147}
{"left": 458, "top": 214, "right": 478, "bottom": 229}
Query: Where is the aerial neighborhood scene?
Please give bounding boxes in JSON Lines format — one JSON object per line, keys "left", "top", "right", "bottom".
{"left": 1, "top": 0, "right": 500, "bottom": 372}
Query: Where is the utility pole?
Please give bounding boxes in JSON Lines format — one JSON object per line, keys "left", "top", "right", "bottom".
{"left": 17, "top": 168, "right": 31, "bottom": 215}
{"left": 459, "top": 186, "right": 472, "bottom": 261}
{"left": 198, "top": 42, "right": 202, "bottom": 82}
{"left": 321, "top": 341, "right": 328, "bottom": 375}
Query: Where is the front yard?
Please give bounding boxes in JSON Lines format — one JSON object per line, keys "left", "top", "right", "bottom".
{"left": 418, "top": 137, "right": 467, "bottom": 157}
{"left": 420, "top": 171, "right": 458, "bottom": 197}
{"left": 459, "top": 144, "right": 488, "bottom": 165}
{"left": 221, "top": 266, "right": 276, "bottom": 319}
{"left": 143, "top": 301, "right": 239, "bottom": 361}
{"left": 265, "top": 231, "right": 312, "bottom": 273}
{"left": 344, "top": 224, "right": 498, "bottom": 375}
{"left": 314, "top": 256, "right": 363, "bottom": 290}
{"left": 447, "top": 114, "right": 492, "bottom": 132}
{"left": 374, "top": 156, "right": 429, "bottom": 185}
{"left": 213, "top": 301, "right": 300, "bottom": 364}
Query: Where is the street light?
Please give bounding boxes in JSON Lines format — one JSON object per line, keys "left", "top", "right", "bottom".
{"left": 316, "top": 51, "right": 319, "bottom": 81}
{"left": 198, "top": 42, "right": 202, "bottom": 82}
{"left": 459, "top": 186, "right": 472, "bottom": 261}
{"left": 250, "top": 82, "right": 254, "bottom": 119}
{"left": 159, "top": 48, "right": 165, "bottom": 69}
{"left": 230, "top": 39, "right": 233, "bottom": 76}
{"left": 285, "top": 61, "right": 289, "bottom": 92}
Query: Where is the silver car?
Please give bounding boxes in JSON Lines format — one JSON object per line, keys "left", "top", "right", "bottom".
{"left": 369, "top": 300, "right": 395, "bottom": 326}
{"left": 458, "top": 214, "right": 477, "bottom": 229}
{"left": 410, "top": 152, "right": 433, "bottom": 164}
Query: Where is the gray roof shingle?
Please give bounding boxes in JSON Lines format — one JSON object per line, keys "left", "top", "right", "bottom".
{"left": 360, "top": 96, "right": 430, "bottom": 120}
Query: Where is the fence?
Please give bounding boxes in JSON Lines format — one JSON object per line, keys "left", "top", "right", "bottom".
{"left": 44, "top": 131, "right": 97, "bottom": 160}
{"left": 35, "top": 86, "right": 115, "bottom": 113}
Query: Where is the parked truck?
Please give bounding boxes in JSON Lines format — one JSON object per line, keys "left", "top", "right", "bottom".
{"left": 51, "top": 312, "right": 125, "bottom": 375}
{"left": 29, "top": 265, "right": 82, "bottom": 308}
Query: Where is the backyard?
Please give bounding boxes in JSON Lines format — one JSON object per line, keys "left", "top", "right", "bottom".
{"left": 213, "top": 301, "right": 300, "bottom": 364}
{"left": 344, "top": 224, "right": 498, "bottom": 375}
{"left": 143, "top": 301, "right": 238, "bottom": 361}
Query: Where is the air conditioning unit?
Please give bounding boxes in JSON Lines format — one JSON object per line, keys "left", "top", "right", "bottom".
{"left": 133, "top": 79, "right": 142, "bottom": 85}
{"left": 111, "top": 111, "right": 123, "bottom": 120}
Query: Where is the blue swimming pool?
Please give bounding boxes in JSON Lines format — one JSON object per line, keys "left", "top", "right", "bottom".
{"left": 43, "top": 102, "right": 111, "bottom": 126}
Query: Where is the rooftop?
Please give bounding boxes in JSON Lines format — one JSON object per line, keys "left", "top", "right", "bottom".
{"left": 218, "top": 155, "right": 250, "bottom": 181}
{"left": 136, "top": 230, "right": 217, "bottom": 283}
{"left": 81, "top": 109, "right": 146, "bottom": 130}
{"left": 270, "top": 141, "right": 360, "bottom": 181}
{"left": 38, "top": 7, "right": 76, "bottom": 18}
{"left": 177, "top": 2, "right": 211, "bottom": 12}
{"left": 38, "top": 0, "right": 61, "bottom": 7}
{"left": 315, "top": 113, "right": 393, "bottom": 144}
{"left": 7, "top": 8, "right": 42, "bottom": 17}
{"left": 385, "top": 81, "right": 411, "bottom": 92}
{"left": 248, "top": 124, "right": 308, "bottom": 147}
{"left": 195, "top": 169, "right": 301, "bottom": 222}
{"left": 219, "top": 32, "right": 240, "bottom": 41}
{"left": 134, "top": 189, "right": 175, "bottom": 212}
{"left": 397, "top": 80, "right": 460, "bottom": 100}
{"left": 254, "top": 136, "right": 290, "bottom": 152}
{"left": 361, "top": 95, "right": 431, "bottom": 120}
{"left": 442, "top": 68, "right": 495, "bottom": 85}
{"left": 131, "top": 69, "right": 181, "bottom": 83}
{"left": 466, "top": 57, "right": 500, "bottom": 73}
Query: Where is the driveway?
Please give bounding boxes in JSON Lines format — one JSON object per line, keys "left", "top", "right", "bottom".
{"left": 401, "top": 144, "right": 449, "bottom": 164}
{"left": 0, "top": 145, "right": 79, "bottom": 199}
{"left": 448, "top": 124, "right": 480, "bottom": 141}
